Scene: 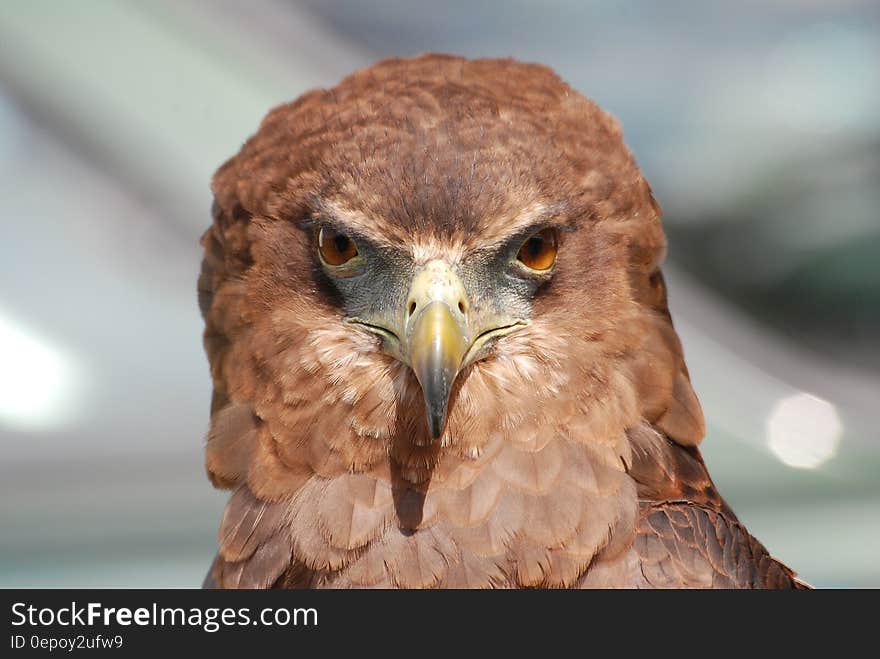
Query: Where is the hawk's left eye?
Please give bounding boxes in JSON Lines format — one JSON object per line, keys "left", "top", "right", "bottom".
{"left": 318, "top": 227, "right": 358, "bottom": 266}
{"left": 517, "top": 228, "right": 558, "bottom": 271}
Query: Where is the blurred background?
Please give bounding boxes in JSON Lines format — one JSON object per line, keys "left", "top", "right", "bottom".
{"left": 0, "top": 0, "right": 877, "bottom": 588}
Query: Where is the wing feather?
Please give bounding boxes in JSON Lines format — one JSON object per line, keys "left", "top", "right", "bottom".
{"left": 634, "top": 501, "right": 808, "bottom": 589}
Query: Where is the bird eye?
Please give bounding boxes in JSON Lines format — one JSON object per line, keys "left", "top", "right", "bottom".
{"left": 318, "top": 226, "right": 358, "bottom": 266}
{"left": 517, "top": 228, "right": 558, "bottom": 271}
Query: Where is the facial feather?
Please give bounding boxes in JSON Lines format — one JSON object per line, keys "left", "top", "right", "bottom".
{"left": 201, "top": 53, "right": 716, "bottom": 589}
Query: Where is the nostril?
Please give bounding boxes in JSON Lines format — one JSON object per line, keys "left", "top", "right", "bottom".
{"left": 458, "top": 300, "right": 466, "bottom": 313}
{"left": 408, "top": 301, "right": 417, "bottom": 317}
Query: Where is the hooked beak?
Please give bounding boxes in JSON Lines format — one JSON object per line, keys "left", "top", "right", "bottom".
{"left": 405, "top": 261, "right": 469, "bottom": 439}
{"left": 409, "top": 300, "right": 467, "bottom": 438}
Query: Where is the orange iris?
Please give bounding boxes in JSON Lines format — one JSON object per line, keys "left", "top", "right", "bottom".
{"left": 517, "top": 228, "right": 558, "bottom": 271}
{"left": 318, "top": 226, "right": 358, "bottom": 265}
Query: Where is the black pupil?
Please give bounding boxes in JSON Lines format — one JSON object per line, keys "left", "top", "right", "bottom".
{"left": 333, "top": 233, "right": 351, "bottom": 254}
{"left": 526, "top": 235, "right": 544, "bottom": 257}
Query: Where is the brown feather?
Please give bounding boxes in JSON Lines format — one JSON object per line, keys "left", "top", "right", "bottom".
{"left": 198, "top": 53, "right": 804, "bottom": 589}
{"left": 634, "top": 502, "right": 807, "bottom": 589}
{"left": 205, "top": 403, "right": 258, "bottom": 488}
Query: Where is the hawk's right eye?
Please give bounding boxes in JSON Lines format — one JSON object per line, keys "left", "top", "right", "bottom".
{"left": 516, "top": 227, "right": 558, "bottom": 271}
{"left": 318, "top": 227, "right": 358, "bottom": 266}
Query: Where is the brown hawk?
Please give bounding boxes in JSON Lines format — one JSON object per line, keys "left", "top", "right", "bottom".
{"left": 199, "top": 54, "right": 806, "bottom": 589}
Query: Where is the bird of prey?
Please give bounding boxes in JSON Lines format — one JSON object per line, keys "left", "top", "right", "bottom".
{"left": 199, "top": 54, "right": 806, "bottom": 589}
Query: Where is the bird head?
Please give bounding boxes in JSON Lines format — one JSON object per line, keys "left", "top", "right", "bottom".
{"left": 201, "top": 55, "right": 703, "bottom": 484}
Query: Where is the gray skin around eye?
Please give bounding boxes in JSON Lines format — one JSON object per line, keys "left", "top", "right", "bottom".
{"left": 325, "top": 235, "right": 545, "bottom": 333}
{"left": 460, "top": 245, "right": 542, "bottom": 322}
{"left": 328, "top": 242, "right": 413, "bottom": 328}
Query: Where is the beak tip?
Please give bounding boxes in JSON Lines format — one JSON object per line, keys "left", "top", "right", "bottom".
{"left": 426, "top": 405, "right": 447, "bottom": 439}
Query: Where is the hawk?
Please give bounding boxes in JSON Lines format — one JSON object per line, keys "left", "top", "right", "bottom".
{"left": 199, "top": 54, "right": 806, "bottom": 588}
